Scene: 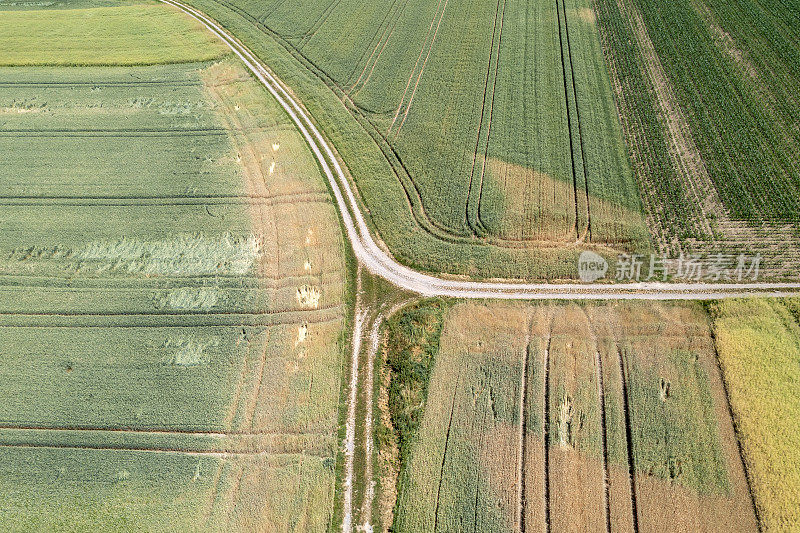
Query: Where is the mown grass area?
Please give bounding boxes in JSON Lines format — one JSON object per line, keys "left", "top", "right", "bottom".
{"left": 0, "top": 7, "right": 347, "bottom": 530}
{"left": 0, "top": 3, "right": 228, "bottom": 66}
{"left": 180, "top": 0, "right": 652, "bottom": 280}
{"left": 711, "top": 299, "right": 800, "bottom": 531}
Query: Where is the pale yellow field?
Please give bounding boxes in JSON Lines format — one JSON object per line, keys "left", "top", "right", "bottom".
{"left": 713, "top": 299, "right": 800, "bottom": 531}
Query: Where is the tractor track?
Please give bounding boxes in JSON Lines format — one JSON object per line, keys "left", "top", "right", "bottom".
{"left": 615, "top": 344, "right": 641, "bottom": 532}
{"left": 158, "top": 0, "right": 800, "bottom": 300}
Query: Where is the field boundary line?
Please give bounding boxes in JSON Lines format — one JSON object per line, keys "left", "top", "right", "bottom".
{"left": 516, "top": 313, "right": 535, "bottom": 533}
{"left": 614, "top": 343, "right": 640, "bottom": 532}
{"left": 157, "top": 0, "right": 800, "bottom": 299}
{"left": 392, "top": 0, "right": 450, "bottom": 137}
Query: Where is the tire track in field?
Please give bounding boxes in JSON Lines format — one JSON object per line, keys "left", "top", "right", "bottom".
{"left": 349, "top": 0, "right": 411, "bottom": 98}
{"left": 583, "top": 310, "right": 612, "bottom": 533}
{"left": 0, "top": 197, "right": 332, "bottom": 207}
{"left": 555, "top": 0, "right": 590, "bottom": 241}
{"left": 392, "top": 0, "right": 450, "bottom": 138}
{"left": 0, "top": 80, "right": 198, "bottom": 87}
{"left": 224, "top": 329, "right": 254, "bottom": 431}
{"left": 474, "top": 0, "right": 507, "bottom": 237}
{"left": 432, "top": 371, "right": 461, "bottom": 533}
{"left": 614, "top": 343, "right": 640, "bottom": 532}
{"left": 464, "top": 0, "right": 507, "bottom": 237}
{"left": 0, "top": 305, "right": 341, "bottom": 318}
{"left": 516, "top": 314, "right": 534, "bottom": 533}
{"left": 204, "top": 461, "right": 225, "bottom": 522}
{"left": 0, "top": 442, "right": 328, "bottom": 457}
{"left": 386, "top": 0, "right": 448, "bottom": 136}
{"left": 346, "top": 0, "right": 401, "bottom": 92}
{"left": 243, "top": 328, "right": 272, "bottom": 432}
{"left": 0, "top": 424, "right": 330, "bottom": 438}
{"left": 542, "top": 315, "right": 553, "bottom": 533}
{"left": 256, "top": 0, "right": 287, "bottom": 23}
{"left": 560, "top": 0, "right": 593, "bottom": 242}
{"left": 298, "top": 0, "right": 343, "bottom": 48}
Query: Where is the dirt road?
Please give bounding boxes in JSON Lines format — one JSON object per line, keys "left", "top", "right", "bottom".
{"left": 160, "top": 0, "right": 800, "bottom": 301}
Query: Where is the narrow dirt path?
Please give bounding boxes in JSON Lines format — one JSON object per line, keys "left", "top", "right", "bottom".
{"left": 342, "top": 270, "right": 367, "bottom": 533}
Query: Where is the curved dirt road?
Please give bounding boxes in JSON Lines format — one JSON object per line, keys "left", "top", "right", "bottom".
{"left": 160, "top": 0, "right": 800, "bottom": 300}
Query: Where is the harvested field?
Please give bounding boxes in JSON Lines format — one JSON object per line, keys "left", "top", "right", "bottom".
{"left": 391, "top": 301, "right": 759, "bottom": 532}
{"left": 0, "top": 4, "right": 346, "bottom": 530}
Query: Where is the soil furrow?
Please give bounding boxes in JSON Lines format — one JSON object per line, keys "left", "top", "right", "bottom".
{"left": 433, "top": 371, "right": 460, "bottom": 533}
{"left": 615, "top": 345, "right": 640, "bottom": 532}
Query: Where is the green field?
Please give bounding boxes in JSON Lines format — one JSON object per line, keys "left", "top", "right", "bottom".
{"left": 0, "top": 3, "right": 228, "bottom": 65}
{"left": 178, "top": 0, "right": 652, "bottom": 280}
{"left": 390, "top": 301, "right": 757, "bottom": 531}
{"left": 0, "top": 3, "right": 347, "bottom": 531}
{"left": 172, "top": 0, "right": 800, "bottom": 279}
{"left": 593, "top": 0, "right": 800, "bottom": 272}
{"left": 712, "top": 299, "right": 800, "bottom": 531}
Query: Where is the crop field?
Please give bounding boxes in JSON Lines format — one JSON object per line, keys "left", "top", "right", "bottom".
{"left": 0, "top": 3, "right": 347, "bottom": 531}
{"left": 711, "top": 299, "right": 800, "bottom": 531}
{"left": 0, "top": 3, "right": 228, "bottom": 66}
{"left": 166, "top": 0, "right": 800, "bottom": 280}
{"left": 593, "top": 0, "right": 800, "bottom": 276}
{"left": 391, "top": 301, "right": 758, "bottom": 531}
{"left": 180, "top": 0, "right": 653, "bottom": 279}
